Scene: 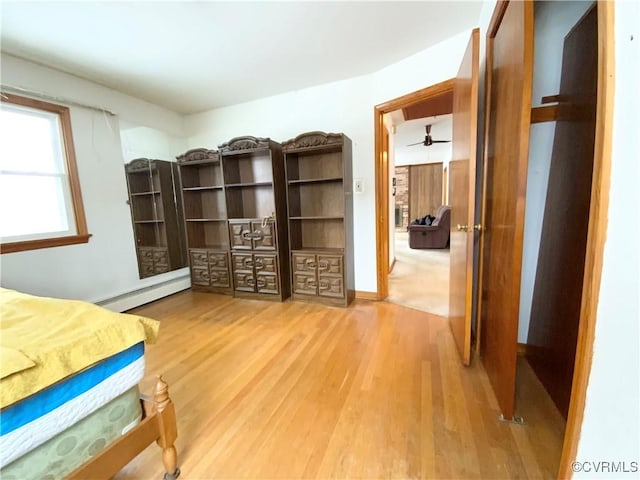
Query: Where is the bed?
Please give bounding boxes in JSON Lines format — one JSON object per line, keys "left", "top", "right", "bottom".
{"left": 0, "top": 288, "right": 180, "bottom": 480}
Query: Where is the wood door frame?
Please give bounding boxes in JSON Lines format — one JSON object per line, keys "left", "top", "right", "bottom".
{"left": 556, "top": 1, "right": 614, "bottom": 478}
{"left": 374, "top": 78, "right": 455, "bottom": 300}
{"left": 477, "top": 1, "right": 615, "bottom": 478}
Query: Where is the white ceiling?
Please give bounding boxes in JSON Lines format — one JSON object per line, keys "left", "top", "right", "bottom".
{"left": 0, "top": 1, "right": 482, "bottom": 114}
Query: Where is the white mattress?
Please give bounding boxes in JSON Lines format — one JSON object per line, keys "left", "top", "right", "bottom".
{"left": 0, "top": 356, "right": 144, "bottom": 468}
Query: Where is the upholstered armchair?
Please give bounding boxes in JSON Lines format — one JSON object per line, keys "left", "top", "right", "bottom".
{"left": 408, "top": 205, "right": 451, "bottom": 249}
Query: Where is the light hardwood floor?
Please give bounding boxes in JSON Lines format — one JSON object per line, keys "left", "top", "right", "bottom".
{"left": 115, "top": 291, "right": 564, "bottom": 479}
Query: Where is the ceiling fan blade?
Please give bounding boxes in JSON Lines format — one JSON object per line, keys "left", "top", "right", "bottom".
{"left": 406, "top": 141, "right": 425, "bottom": 146}
{"left": 431, "top": 140, "right": 452, "bottom": 143}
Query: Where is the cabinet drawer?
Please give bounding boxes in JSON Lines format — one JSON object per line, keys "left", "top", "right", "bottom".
{"left": 292, "top": 252, "right": 317, "bottom": 273}
{"left": 293, "top": 272, "right": 317, "bottom": 296}
{"left": 256, "top": 272, "right": 279, "bottom": 295}
{"left": 318, "top": 276, "right": 344, "bottom": 298}
{"left": 208, "top": 252, "right": 228, "bottom": 269}
{"left": 191, "top": 266, "right": 210, "bottom": 286}
{"left": 318, "top": 255, "right": 343, "bottom": 276}
{"left": 254, "top": 254, "right": 277, "bottom": 274}
{"left": 190, "top": 249, "right": 209, "bottom": 266}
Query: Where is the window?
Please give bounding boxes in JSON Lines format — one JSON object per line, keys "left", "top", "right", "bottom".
{"left": 0, "top": 93, "right": 90, "bottom": 253}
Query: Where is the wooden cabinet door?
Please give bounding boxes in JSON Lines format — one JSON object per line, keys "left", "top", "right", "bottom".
{"left": 479, "top": 0, "right": 534, "bottom": 420}
{"left": 229, "top": 220, "right": 252, "bottom": 250}
{"left": 209, "top": 269, "right": 230, "bottom": 288}
{"left": 190, "top": 249, "right": 209, "bottom": 267}
{"left": 232, "top": 253, "right": 255, "bottom": 292}
{"left": 293, "top": 252, "right": 317, "bottom": 274}
{"left": 256, "top": 272, "right": 279, "bottom": 295}
{"left": 317, "top": 254, "right": 343, "bottom": 276}
{"left": 449, "top": 28, "right": 480, "bottom": 366}
{"left": 252, "top": 219, "right": 276, "bottom": 250}
{"left": 318, "top": 276, "right": 344, "bottom": 298}
{"left": 254, "top": 254, "right": 277, "bottom": 275}
{"left": 192, "top": 267, "right": 210, "bottom": 286}
{"left": 293, "top": 273, "right": 317, "bottom": 296}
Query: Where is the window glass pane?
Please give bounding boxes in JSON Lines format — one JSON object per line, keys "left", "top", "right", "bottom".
{"left": 0, "top": 106, "right": 64, "bottom": 174}
{"left": 0, "top": 174, "right": 70, "bottom": 238}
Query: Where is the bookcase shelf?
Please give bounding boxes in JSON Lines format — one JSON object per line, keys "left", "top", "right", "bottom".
{"left": 125, "top": 158, "right": 188, "bottom": 279}
{"left": 283, "top": 132, "right": 354, "bottom": 307}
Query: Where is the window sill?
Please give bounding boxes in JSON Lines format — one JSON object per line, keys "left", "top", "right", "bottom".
{"left": 1, "top": 234, "right": 92, "bottom": 254}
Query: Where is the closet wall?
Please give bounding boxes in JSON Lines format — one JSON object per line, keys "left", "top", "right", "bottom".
{"left": 517, "top": 1, "right": 594, "bottom": 343}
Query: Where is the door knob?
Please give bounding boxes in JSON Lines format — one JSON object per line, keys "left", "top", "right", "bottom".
{"left": 473, "top": 224, "right": 483, "bottom": 231}
{"left": 456, "top": 224, "right": 470, "bottom": 232}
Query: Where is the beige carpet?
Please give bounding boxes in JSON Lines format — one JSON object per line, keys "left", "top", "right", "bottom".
{"left": 387, "top": 231, "right": 450, "bottom": 317}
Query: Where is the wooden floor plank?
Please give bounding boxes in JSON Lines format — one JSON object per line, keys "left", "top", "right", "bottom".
{"left": 113, "top": 291, "right": 563, "bottom": 480}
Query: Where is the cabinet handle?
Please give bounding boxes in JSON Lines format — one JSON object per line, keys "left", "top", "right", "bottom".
{"left": 246, "top": 277, "right": 255, "bottom": 286}
{"left": 319, "top": 280, "right": 330, "bottom": 290}
{"left": 318, "top": 261, "right": 329, "bottom": 271}
{"left": 256, "top": 278, "right": 266, "bottom": 288}
{"left": 308, "top": 280, "right": 317, "bottom": 288}
{"left": 252, "top": 230, "right": 264, "bottom": 241}
{"left": 242, "top": 231, "right": 252, "bottom": 240}
{"left": 243, "top": 258, "right": 254, "bottom": 268}
{"left": 254, "top": 258, "right": 264, "bottom": 269}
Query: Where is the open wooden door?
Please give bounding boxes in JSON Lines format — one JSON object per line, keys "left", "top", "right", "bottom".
{"left": 478, "top": 0, "right": 534, "bottom": 420}
{"left": 449, "top": 28, "right": 480, "bottom": 366}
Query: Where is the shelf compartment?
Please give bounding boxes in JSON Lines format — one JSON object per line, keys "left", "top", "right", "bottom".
{"left": 183, "top": 189, "right": 226, "bottom": 220}
{"left": 285, "top": 150, "right": 343, "bottom": 182}
{"left": 287, "top": 181, "right": 344, "bottom": 218}
{"left": 223, "top": 151, "right": 273, "bottom": 185}
{"left": 225, "top": 181, "right": 273, "bottom": 188}
{"left": 288, "top": 177, "right": 343, "bottom": 185}
{"left": 135, "top": 223, "right": 167, "bottom": 247}
{"left": 226, "top": 185, "right": 275, "bottom": 219}
{"left": 180, "top": 163, "right": 223, "bottom": 189}
{"left": 130, "top": 193, "right": 164, "bottom": 222}
{"left": 289, "top": 218, "right": 344, "bottom": 250}
{"left": 186, "top": 220, "right": 229, "bottom": 249}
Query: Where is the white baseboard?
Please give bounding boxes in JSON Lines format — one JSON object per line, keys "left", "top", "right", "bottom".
{"left": 96, "top": 275, "right": 191, "bottom": 312}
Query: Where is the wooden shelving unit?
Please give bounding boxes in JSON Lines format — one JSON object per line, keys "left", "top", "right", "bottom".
{"left": 283, "top": 132, "right": 354, "bottom": 307}
{"left": 177, "top": 149, "right": 232, "bottom": 293}
{"left": 219, "top": 136, "right": 290, "bottom": 301}
{"left": 125, "top": 158, "right": 187, "bottom": 279}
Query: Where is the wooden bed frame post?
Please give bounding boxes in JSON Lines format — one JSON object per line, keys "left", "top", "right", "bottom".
{"left": 154, "top": 376, "right": 180, "bottom": 480}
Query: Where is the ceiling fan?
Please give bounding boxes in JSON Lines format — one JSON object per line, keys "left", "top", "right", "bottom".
{"left": 407, "top": 124, "right": 451, "bottom": 147}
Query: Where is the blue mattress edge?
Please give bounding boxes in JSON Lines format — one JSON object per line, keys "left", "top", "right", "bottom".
{"left": 0, "top": 342, "right": 144, "bottom": 435}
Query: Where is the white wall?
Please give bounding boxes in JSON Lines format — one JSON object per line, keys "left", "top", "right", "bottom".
{"left": 574, "top": 2, "right": 640, "bottom": 476}
{"left": 120, "top": 122, "right": 188, "bottom": 162}
{"left": 518, "top": 1, "right": 593, "bottom": 343}
{"left": 0, "top": 54, "right": 189, "bottom": 310}
{"left": 184, "top": 32, "right": 470, "bottom": 293}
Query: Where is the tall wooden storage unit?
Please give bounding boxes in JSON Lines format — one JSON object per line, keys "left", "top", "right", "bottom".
{"left": 219, "top": 136, "right": 291, "bottom": 301}
{"left": 125, "top": 158, "right": 187, "bottom": 279}
{"left": 177, "top": 148, "right": 232, "bottom": 293}
{"left": 282, "top": 132, "right": 354, "bottom": 307}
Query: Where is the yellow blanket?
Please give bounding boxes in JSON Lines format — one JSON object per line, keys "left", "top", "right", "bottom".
{"left": 0, "top": 288, "right": 159, "bottom": 409}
